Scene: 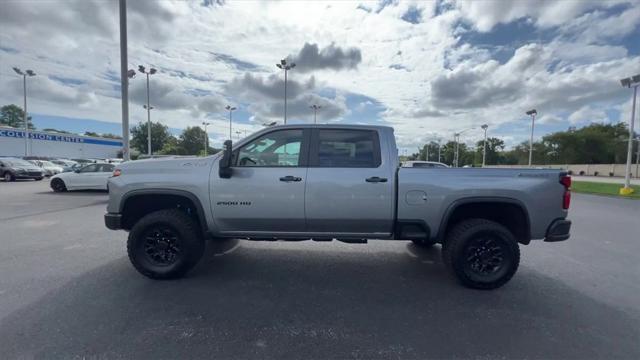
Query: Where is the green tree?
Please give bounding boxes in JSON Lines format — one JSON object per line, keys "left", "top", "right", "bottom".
{"left": 178, "top": 126, "right": 207, "bottom": 155}
{"left": 84, "top": 131, "right": 100, "bottom": 137}
{"left": 101, "top": 133, "right": 123, "bottom": 139}
{"left": 1, "top": 104, "right": 34, "bottom": 129}
{"left": 42, "top": 128, "right": 71, "bottom": 134}
{"left": 475, "top": 137, "right": 505, "bottom": 165}
{"left": 130, "top": 121, "right": 171, "bottom": 154}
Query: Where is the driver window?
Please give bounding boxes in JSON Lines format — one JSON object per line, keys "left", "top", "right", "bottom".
{"left": 236, "top": 129, "right": 303, "bottom": 167}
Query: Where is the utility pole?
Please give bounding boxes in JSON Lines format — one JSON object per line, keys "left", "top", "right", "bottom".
{"left": 202, "top": 122, "right": 210, "bottom": 156}
{"left": 119, "top": 0, "right": 130, "bottom": 161}
{"left": 438, "top": 140, "right": 442, "bottom": 163}
{"left": 225, "top": 105, "right": 236, "bottom": 140}
{"left": 481, "top": 124, "right": 489, "bottom": 167}
{"left": 276, "top": 59, "right": 295, "bottom": 124}
{"left": 12, "top": 67, "right": 36, "bottom": 156}
{"left": 526, "top": 109, "right": 537, "bottom": 167}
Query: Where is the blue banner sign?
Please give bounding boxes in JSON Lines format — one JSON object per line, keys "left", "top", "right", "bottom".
{"left": 0, "top": 128, "right": 123, "bottom": 147}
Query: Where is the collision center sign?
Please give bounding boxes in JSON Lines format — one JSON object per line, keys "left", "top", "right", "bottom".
{"left": 0, "top": 128, "right": 122, "bottom": 147}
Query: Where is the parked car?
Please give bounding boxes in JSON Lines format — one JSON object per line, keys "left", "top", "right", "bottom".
{"left": 50, "top": 163, "right": 115, "bottom": 192}
{"left": 50, "top": 159, "right": 79, "bottom": 172}
{"left": 27, "top": 160, "right": 64, "bottom": 176}
{"left": 105, "top": 124, "right": 572, "bottom": 289}
{"left": 0, "top": 157, "right": 45, "bottom": 181}
{"left": 401, "top": 160, "right": 450, "bottom": 168}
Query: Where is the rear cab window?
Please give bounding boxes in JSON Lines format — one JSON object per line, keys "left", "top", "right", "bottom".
{"left": 310, "top": 129, "right": 381, "bottom": 168}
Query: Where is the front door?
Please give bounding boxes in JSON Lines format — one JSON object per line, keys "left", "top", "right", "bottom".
{"left": 211, "top": 128, "right": 310, "bottom": 235}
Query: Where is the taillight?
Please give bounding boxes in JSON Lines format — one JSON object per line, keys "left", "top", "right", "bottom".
{"left": 560, "top": 175, "right": 571, "bottom": 209}
{"left": 112, "top": 169, "right": 121, "bottom": 177}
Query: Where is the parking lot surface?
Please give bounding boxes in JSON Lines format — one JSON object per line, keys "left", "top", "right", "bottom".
{"left": 0, "top": 179, "right": 639, "bottom": 359}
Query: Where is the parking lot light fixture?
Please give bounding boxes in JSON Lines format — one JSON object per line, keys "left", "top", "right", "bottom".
{"left": 619, "top": 74, "right": 640, "bottom": 194}
{"left": 225, "top": 105, "right": 237, "bottom": 139}
{"left": 481, "top": 124, "right": 489, "bottom": 167}
{"left": 202, "top": 121, "right": 211, "bottom": 156}
{"left": 138, "top": 65, "right": 157, "bottom": 155}
{"left": 310, "top": 104, "right": 322, "bottom": 124}
{"left": 276, "top": 59, "right": 295, "bottom": 124}
{"left": 526, "top": 109, "right": 537, "bottom": 167}
{"left": 13, "top": 67, "right": 36, "bottom": 156}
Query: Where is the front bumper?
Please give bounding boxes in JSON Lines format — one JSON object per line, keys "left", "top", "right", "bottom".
{"left": 544, "top": 219, "right": 571, "bottom": 242}
{"left": 104, "top": 213, "right": 123, "bottom": 230}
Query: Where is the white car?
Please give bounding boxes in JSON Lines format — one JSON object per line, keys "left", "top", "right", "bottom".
{"left": 401, "top": 160, "right": 450, "bottom": 168}
{"left": 50, "top": 163, "right": 115, "bottom": 192}
{"left": 28, "top": 160, "right": 64, "bottom": 176}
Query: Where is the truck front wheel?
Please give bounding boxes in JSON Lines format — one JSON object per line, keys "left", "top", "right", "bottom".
{"left": 127, "top": 209, "right": 204, "bottom": 279}
{"left": 442, "top": 219, "right": 520, "bottom": 290}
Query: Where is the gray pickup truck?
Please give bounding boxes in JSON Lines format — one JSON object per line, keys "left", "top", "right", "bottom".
{"left": 105, "top": 124, "right": 571, "bottom": 289}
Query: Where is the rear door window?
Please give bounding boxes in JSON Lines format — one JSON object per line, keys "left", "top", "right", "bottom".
{"left": 310, "top": 129, "right": 380, "bottom": 168}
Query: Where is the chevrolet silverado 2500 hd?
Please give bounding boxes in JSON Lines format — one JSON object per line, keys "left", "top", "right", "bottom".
{"left": 105, "top": 124, "right": 571, "bottom": 289}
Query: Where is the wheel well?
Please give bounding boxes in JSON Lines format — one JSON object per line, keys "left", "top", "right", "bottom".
{"left": 442, "top": 202, "right": 530, "bottom": 244}
{"left": 121, "top": 194, "right": 205, "bottom": 233}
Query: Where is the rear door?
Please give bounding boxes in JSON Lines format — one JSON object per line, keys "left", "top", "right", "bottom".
{"left": 210, "top": 128, "right": 310, "bottom": 235}
{"left": 304, "top": 128, "right": 394, "bottom": 237}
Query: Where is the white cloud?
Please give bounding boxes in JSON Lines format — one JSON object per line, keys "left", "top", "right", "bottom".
{"left": 0, "top": 0, "right": 638, "bottom": 150}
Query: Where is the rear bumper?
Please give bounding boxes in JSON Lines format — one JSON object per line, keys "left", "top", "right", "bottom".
{"left": 544, "top": 219, "right": 571, "bottom": 242}
{"left": 104, "top": 213, "right": 123, "bottom": 230}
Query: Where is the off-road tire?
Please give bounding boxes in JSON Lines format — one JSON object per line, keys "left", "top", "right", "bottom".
{"left": 127, "top": 209, "right": 204, "bottom": 280}
{"left": 442, "top": 219, "right": 520, "bottom": 290}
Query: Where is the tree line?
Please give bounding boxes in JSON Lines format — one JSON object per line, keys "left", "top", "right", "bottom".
{"left": 411, "top": 123, "right": 637, "bottom": 166}
{"left": 4, "top": 103, "right": 636, "bottom": 162}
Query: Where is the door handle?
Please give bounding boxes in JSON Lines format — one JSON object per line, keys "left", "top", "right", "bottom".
{"left": 366, "top": 176, "right": 388, "bottom": 183}
{"left": 279, "top": 175, "right": 302, "bottom": 182}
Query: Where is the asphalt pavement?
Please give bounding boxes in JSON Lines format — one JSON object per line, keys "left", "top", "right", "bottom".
{"left": 0, "top": 179, "right": 638, "bottom": 359}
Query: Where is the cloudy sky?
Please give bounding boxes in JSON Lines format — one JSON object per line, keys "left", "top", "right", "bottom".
{"left": 1, "top": 0, "right": 639, "bottom": 151}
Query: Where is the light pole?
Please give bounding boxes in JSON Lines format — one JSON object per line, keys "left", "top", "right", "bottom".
{"left": 202, "top": 121, "right": 211, "bottom": 156}
{"left": 276, "top": 59, "right": 295, "bottom": 124}
{"left": 12, "top": 67, "right": 36, "bottom": 156}
{"left": 225, "top": 105, "right": 236, "bottom": 139}
{"left": 119, "top": 0, "right": 131, "bottom": 161}
{"left": 138, "top": 65, "right": 157, "bottom": 155}
{"left": 526, "top": 109, "right": 537, "bottom": 167}
{"left": 620, "top": 74, "right": 640, "bottom": 194}
{"left": 310, "top": 104, "right": 321, "bottom": 124}
{"left": 481, "top": 124, "right": 489, "bottom": 167}
{"left": 235, "top": 130, "right": 242, "bottom": 140}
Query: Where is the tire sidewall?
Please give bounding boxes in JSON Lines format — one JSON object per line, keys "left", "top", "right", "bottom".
{"left": 445, "top": 220, "right": 520, "bottom": 289}
{"left": 128, "top": 210, "right": 203, "bottom": 279}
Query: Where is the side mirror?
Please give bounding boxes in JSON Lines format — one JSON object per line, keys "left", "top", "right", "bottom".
{"left": 74, "top": 169, "right": 81, "bottom": 173}
{"left": 219, "top": 140, "right": 233, "bottom": 178}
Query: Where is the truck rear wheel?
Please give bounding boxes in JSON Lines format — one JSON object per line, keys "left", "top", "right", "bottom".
{"left": 127, "top": 209, "right": 204, "bottom": 279}
{"left": 442, "top": 219, "right": 520, "bottom": 290}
